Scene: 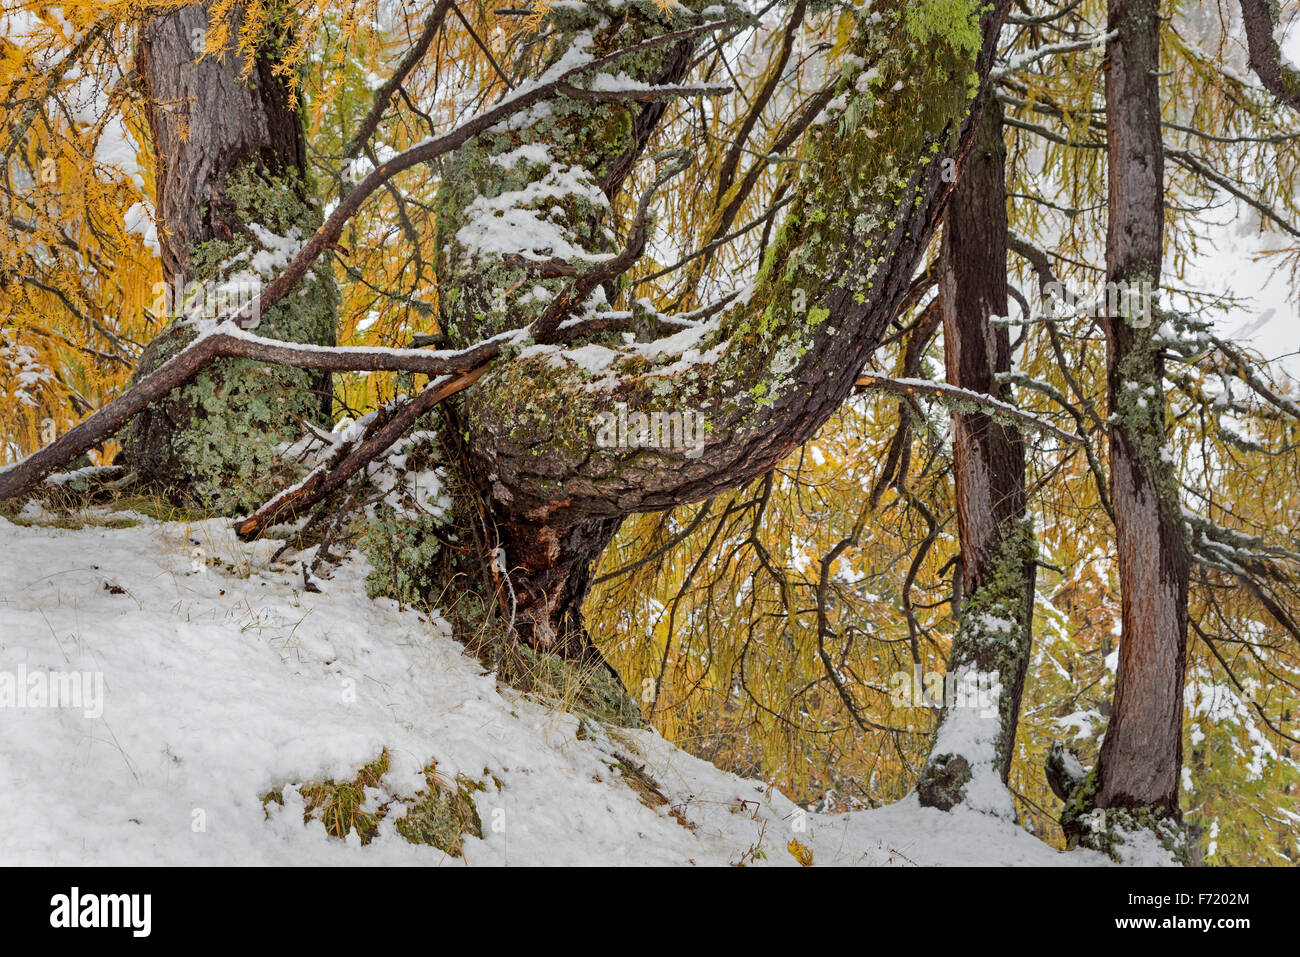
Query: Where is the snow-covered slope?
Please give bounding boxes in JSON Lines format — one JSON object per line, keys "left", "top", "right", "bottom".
{"left": 0, "top": 510, "right": 1114, "bottom": 866}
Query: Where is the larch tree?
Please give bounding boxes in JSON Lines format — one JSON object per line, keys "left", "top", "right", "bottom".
{"left": 124, "top": 0, "right": 338, "bottom": 512}
{"left": 1058, "top": 0, "right": 1191, "bottom": 854}
{"left": 428, "top": 0, "right": 1012, "bottom": 668}
{"left": 4, "top": 0, "right": 1298, "bottom": 865}
{"left": 0, "top": 0, "right": 1015, "bottom": 670}
{"left": 917, "top": 96, "right": 1037, "bottom": 815}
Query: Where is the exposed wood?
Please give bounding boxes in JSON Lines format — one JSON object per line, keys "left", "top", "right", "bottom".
{"left": 1092, "top": 0, "right": 1191, "bottom": 819}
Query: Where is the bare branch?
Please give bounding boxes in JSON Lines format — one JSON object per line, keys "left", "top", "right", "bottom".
{"left": 339, "top": 0, "right": 454, "bottom": 170}
{"left": 0, "top": 17, "right": 745, "bottom": 501}
{"left": 0, "top": 329, "right": 513, "bottom": 501}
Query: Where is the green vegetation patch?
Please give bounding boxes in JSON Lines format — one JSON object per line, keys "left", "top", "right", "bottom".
{"left": 261, "top": 749, "right": 488, "bottom": 856}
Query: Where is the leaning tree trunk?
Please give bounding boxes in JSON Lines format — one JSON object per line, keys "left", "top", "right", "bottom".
{"left": 430, "top": 0, "right": 1011, "bottom": 669}
{"left": 1060, "top": 0, "right": 1191, "bottom": 857}
{"left": 0, "top": 1, "right": 1012, "bottom": 716}
{"left": 1239, "top": 0, "right": 1300, "bottom": 111}
{"left": 124, "top": 1, "right": 337, "bottom": 513}
{"left": 917, "top": 99, "right": 1037, "bottom": 817}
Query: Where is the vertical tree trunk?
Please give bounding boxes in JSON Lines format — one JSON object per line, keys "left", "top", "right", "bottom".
{"left": 1064, "top": 0, "right": 1190, "bottom": 854}
{"left": 139, "top": 4, "right": 305, "bottom": 283}
{"left": 124, "top": 2, "right": 336, "bottom": 512}
{"left": 918, "top": 99, "right": 1037, "bottom": 816}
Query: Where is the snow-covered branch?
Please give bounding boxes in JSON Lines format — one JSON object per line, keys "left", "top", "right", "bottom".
{"left": 991, "top": 31, "right": 1116, "bottom": 79}
{"left": 0, "top": 14, "right": 746, "bottom": 503}
{"left": 0, "top": 327, "right": 517, "bottom": 501}
{"left": 854, "top": 374, "right": 1084, "bottom": 445}
{"left": 234, "top": 364, "right": 491, "bottom": 540}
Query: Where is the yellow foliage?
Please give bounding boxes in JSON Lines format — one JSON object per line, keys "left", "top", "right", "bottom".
{"left": 787, "top": 837, "right": 813, "bottom": 866}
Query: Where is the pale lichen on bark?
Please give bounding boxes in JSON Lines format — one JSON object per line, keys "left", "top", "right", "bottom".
{"left": 126, "top": 168, "right": 338, "bottom": 513}
{"left": 434, "top": 0, "right": 1003, "bottom": 529}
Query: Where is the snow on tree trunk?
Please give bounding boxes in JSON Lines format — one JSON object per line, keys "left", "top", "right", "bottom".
{"left": 430, "top": 0, "right": 1012, "bottom": 662}
{"left": 124, "top": 1, "right": 337, "bottom": 513}
{"left": 1062, "top": 0, "right": 1190, "bottom": 859}
{"left": 918, "top": 99, "right": 1035, "bottom": 818}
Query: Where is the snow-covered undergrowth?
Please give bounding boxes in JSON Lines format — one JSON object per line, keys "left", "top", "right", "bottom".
{"left": 0, "top": 510, "right": 1118, "bottom": 866}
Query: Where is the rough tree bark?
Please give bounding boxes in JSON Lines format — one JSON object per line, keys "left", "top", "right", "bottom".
{"left": 917, "top": 99, "right": 1037, "bottom": 816}
{"left": 2, "top": 2, "right": 1013, "bottom": 690}
{"left": 1239, "top": 0, "right": 1300, "bottom": 111}
{"left": 430, "top": 0, "right": 1012, "bottom": 664}
{"left": 1061, "top": 0, "right": 1191, "bottom": 856}
{"left": 124, "top": 1, "right": 337, "bottom": 512}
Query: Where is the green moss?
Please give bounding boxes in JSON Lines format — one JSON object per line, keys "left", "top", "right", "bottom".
{"left": 938, "top": 515, "right": 1036, "bottom": 771}
{"left": 360, "top": 507, "right": 447, "bottom": 605}
{"left": 917, "top": 753, "right": 973, "bottom": 810}
{"left": 1058, "top": 765, "right": 1189, "bottom": 862}
{"left": 1080, "top": 804, "right": 1187, "bottom": 863}
{"left": 905, "top": 0, "right": 986, "bottom": 78}
{"left": 394, "top": 770, "right": 484, "bottom": 856}
{"left": 1109, "top": 275, "right": 1184, "bottom": 519}
{"left": 262, "top": 749, "right": 488, "bottom": 856}
{"left": 1059, "top": 765, "right": 1099, "bottom": 845}
{"left": 354, "top": 431, "right": 455, "bottom": 606}
{"left": 439, "top": 0, "right": 993, "bottom": 470}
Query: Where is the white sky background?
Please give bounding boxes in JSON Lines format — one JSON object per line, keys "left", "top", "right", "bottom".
{"left": 1197, "top": 212, "right": 1299, "bottom": 380}
{"left": 1187, "top": 18, "right": 1300, "bottom": 380}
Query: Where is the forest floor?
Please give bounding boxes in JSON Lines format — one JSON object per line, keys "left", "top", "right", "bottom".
{"left": 0, "top": 508, "right": 1153, "bottom": 866}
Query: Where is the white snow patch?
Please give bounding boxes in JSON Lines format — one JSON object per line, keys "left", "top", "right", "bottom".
{"left": 0, "top": 516, "right": 1116, "bottom": 866}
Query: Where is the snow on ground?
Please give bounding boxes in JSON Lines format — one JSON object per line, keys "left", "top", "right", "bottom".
{"left": 0, "top": 511, "right": 1115, "bottom": 866}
